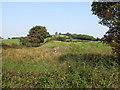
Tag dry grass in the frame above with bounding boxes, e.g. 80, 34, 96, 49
2, 41, 119, 88
2, 47, 62, 64
2, 41, 112, 64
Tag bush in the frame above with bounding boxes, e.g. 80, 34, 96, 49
20, 25, 50, 47
56, 37, 66, 41
45, 36, 67, 43
71, 34, 96, 41
20, 37, 29, 46
12, 37, 21, 39
20, 37, 40, 47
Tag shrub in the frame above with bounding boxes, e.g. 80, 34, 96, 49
71, 34, 96, 41
20, 37, 40, 47
56, 37, 66, 41
12, 37, 21, 39
45, 36, 67, 42
20, 37, 29, 46
20, 25, 50, 47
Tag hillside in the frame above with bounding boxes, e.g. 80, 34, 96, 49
2, 39, 20, 45
2, 39, 119, 88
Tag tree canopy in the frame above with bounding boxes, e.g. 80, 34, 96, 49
28, 26, 49, 43
91, 1, 120, 57
20, 25, 50, 47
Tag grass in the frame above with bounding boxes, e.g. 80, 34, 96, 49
2, 39, 20, 45
2, 39, 120, 88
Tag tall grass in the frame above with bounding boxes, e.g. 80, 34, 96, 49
2, 41, 119, 88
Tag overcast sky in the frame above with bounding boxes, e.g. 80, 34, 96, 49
1, 2, 108, 38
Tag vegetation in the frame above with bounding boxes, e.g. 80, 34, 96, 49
0, 36, 3, 39
2, 39, 120, 88
55, 36, 66, 41
55, 32, 58, 35
2, 1, 120, 88
2, 39, 23, 49
91, 1, 120, 57
20, 26, 50, 47
61, 33, 97, 41
11, 37, 21, 39
50, 36, 66, 42
2, 39, 20, 45
70, 34, 96, 41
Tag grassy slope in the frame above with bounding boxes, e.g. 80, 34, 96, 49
2, 40, 119, 88
2, 39, 20, 44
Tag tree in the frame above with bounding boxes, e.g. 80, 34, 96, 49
28, 25, 49, 43
55, 32, 58, 35
59, 32, 62, 35
91, 1, 120, 57
66, 32, 71, 36
0, 36, 2, 39
20, 25, 50, 47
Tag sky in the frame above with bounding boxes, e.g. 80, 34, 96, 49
1, 2, 109, 39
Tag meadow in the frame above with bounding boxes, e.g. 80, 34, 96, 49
2, 39, 20, 45
2, 38, 120, 88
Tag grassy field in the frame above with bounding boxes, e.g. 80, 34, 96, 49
2, 39, 120, 88
2, 39, 20, 45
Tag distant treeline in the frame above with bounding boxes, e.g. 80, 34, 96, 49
63, 33, 97, 41
4, 29, 101, 47
7, 33, 100, 41
55, 32, 100, 41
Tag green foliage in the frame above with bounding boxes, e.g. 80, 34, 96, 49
20, 37, 29, 46
64, 32, 71, 36
2, 41, 119, 88
62, 32, 96, 41
56, 36, 66, 41
11, 37, 21, 39
45, 36, 67, 42
20, 37, 41, 47
68, 37, 73, 42
28, 26, 50, 43
70, 34, 96, 41
55, 32, 58, 35
2, 39, 20, 45
46, 33, 96, 43
20, 25, 50, 47
49, 54, 119, 88
59, 32, 62, 35
91, 1, 120, 57
2, 53, 119, 88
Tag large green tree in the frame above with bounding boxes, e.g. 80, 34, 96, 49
28, 26, 49, 43
20, 25, 50, 47
91, 0, 120, 57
